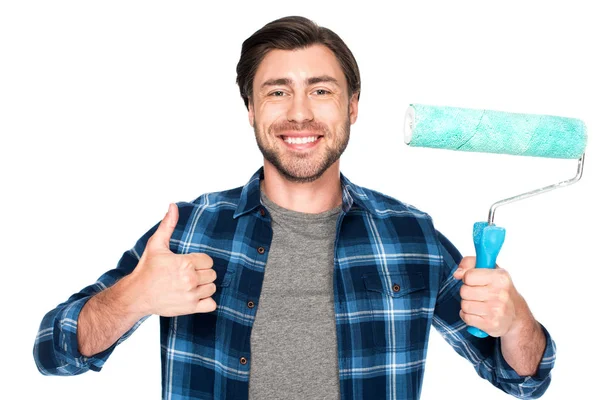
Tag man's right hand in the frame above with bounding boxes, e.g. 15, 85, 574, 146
129, 203, 218, 317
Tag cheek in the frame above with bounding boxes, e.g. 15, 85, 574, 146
259, 100, 289, 116
314, 100, 349, 121
257, 106, 287, 129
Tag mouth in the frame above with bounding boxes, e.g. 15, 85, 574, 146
277, 133, 324, 150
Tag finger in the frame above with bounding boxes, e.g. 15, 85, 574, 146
459, 310, 485, 329
196, 268, 217, 285
193, 282, 217, 299
460, 284, 489, 302
148, 203, 179, 251
490, 267, 512, 290
461, 299, 488, 317
188, 252, 214, 270
453, 256, 476, 279
196, 297, 218, 313
462, 268, 496, 286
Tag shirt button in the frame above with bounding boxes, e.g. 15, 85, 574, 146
247, 301, 255, 309
257, 246, 265, 254
240, 357, 248, 365
259, 208, 266, 217
392, 283, 401, 292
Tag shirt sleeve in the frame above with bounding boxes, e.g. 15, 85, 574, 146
432, 229, 556, 399
33, 221, 160, 376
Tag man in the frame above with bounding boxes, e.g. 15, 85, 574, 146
34, 16, 555, 399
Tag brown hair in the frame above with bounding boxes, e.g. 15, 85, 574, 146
235, 16, 361, 110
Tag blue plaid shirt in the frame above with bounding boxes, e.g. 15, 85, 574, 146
34, 167, 556, 399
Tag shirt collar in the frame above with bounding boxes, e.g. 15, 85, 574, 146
233, 167, 377, 219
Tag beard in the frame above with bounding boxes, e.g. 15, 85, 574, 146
253, 116, 351, 183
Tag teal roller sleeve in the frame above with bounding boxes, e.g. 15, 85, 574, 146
467, 222, 506, 338
404, 104, 587, 159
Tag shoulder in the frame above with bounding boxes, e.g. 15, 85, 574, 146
354, 185, 462, 260
170, 185, 244, 225
350, 182, 433, 222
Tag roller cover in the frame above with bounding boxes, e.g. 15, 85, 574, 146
404, 104, 587, 159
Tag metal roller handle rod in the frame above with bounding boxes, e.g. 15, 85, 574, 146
488, 154, 586, 225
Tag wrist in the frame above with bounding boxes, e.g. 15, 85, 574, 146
115, 273, 153, 320
504, 293, 536, 339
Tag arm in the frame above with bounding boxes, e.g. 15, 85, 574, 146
433, 230, 556, 399
32, 223, 158, 375
77, 273, 148, 357
33, 203, 217, 375
499, 299, 547, 377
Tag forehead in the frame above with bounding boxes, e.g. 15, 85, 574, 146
254, 44, 346, 88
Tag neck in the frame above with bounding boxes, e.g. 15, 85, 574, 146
261, 160, 343, 214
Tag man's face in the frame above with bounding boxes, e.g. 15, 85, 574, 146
248, 44, 358, 183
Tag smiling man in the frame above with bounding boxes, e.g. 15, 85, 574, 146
34, 16, 556, 400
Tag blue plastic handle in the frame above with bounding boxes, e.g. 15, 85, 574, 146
467, 221, 506, 338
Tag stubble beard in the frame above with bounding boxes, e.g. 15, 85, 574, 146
253, 116, 351, 183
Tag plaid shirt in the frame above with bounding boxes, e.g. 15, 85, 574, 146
34, 167, 556, 399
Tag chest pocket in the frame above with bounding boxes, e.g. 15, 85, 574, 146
362, 270, 429, 352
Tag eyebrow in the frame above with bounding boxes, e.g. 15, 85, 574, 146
260, 75, 340, 90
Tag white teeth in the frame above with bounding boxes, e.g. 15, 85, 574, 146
283, 136, 319, 144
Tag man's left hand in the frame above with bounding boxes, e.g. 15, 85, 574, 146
453, 256, 526, 338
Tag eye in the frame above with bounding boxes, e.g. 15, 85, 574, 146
314, 89, 331, 95
269, 91, 286, 97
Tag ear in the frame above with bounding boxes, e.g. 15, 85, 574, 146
348, 92, 359, 124
248, 100, 255, 127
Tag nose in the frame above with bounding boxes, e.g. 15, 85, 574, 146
286, 93, 314, 123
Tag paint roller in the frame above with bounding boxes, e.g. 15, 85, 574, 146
403, 104, 587, 338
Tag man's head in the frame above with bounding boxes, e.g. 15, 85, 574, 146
236, 16, 361, 183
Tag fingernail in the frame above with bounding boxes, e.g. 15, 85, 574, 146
454, 268, 463, 276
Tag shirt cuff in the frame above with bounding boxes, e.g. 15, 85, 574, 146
53, 296, 112, 372
494, 322, 556, 386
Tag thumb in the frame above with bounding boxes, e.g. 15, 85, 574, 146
149, 203, 179, 251
453, 256, 476, 280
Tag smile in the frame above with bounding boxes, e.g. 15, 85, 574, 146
281, 136, 320, 144
278, 135, 323, 150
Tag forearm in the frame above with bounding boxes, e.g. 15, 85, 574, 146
77, 274, 148, 357
499, 294, 546, 376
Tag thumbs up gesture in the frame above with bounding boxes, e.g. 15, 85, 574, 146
130, 203, 218, 317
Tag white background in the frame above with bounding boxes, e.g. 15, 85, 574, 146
1, 1, 598, 399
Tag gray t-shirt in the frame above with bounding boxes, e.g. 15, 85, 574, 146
248, 187, 342, 399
